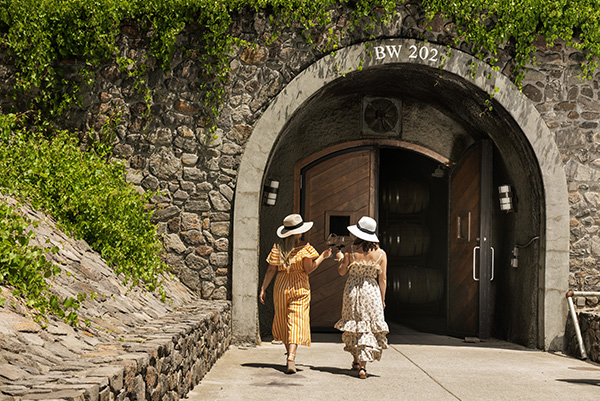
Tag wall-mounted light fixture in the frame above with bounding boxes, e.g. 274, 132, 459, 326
263, 180, 279, 206
498, 185, 514, 212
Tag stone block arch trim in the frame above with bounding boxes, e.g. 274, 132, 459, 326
232, 39, 569, 350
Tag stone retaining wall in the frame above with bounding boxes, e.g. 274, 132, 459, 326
0, 302, 230, 401
0, 196, 231, 400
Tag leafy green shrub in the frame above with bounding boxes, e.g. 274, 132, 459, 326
0, 113, 168, 309
0, 201, 82, 324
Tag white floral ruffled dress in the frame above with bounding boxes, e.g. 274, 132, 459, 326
334, 247, 388, 362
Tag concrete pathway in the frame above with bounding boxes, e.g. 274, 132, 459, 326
185, 325, 600, 401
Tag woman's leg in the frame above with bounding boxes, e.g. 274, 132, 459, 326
288, 343, 298, 360
352, 356, 360, 370
358, 361, 368, 379
286, 343, 297, 373
351, 347, 360, 370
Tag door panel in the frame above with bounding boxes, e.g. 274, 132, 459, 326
301, 148, 376, 328
448, 145, 481, 337
478, 141, 493, 339
448, 141, 493, 338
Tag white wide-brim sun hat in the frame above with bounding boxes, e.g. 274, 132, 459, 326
277, 214, 314, 238
347, 216, 379, 242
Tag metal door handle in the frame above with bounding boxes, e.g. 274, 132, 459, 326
472, 245, 480, 281
490, 246, 495, 281
473, 246, 494, 281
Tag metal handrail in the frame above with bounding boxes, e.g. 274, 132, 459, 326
565, 290, 600, 360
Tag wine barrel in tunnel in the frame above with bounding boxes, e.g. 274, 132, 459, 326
381, 180, 430, 214
387, 266, 444, 305
380, 223, 430, 257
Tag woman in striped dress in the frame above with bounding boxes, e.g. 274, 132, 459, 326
259, 214, 331, 374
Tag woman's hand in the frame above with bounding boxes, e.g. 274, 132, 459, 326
334, 249, 344, 262
259, 288, 266, 304
259, 264, 277, 303
304, 248, 331, 274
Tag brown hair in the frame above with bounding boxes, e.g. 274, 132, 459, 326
353, 238, 378, 253
277, 235, 300, 272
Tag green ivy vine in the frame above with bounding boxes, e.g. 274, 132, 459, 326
1, 1, 599, 131
0, 0, 399, 136
423, 0, 600, 88
1, 1, 600, 126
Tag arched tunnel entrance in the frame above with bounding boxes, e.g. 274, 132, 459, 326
263, 62, 543, 343
233, 40, 568, 350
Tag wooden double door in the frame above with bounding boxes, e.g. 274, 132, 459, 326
298, 142, 493, 338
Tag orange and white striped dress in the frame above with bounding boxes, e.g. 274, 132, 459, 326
267, 242, 319, 346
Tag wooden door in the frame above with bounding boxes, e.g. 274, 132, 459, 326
448, 141, 493, 338
301, 148, 376, 328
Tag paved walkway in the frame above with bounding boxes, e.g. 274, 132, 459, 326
185, 325, 600, 401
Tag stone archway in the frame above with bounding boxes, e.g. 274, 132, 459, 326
232, 38, 569, 350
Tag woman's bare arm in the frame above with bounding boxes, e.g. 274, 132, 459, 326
378, 250, 387, 308
336, 249, 350, 276
259, 264, 277, 304
303, 248, 331, 274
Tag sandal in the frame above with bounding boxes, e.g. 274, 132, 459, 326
358, 367, 367, 379
352, 362, 360, 371
286, 353, 296, 374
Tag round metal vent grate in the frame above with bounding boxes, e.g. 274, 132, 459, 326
363, 98, 399, 133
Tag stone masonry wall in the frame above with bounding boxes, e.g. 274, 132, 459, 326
520, 39, 600, 292
1, 304, 230, 401
94, 5, 600, 295
0, 196, 231, 400
1, 3, 599, 301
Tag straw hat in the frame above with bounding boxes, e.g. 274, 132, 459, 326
277, 214, 314, 238
348, 216, 379, 242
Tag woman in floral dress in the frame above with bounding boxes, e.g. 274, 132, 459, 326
334, 216, 388, 379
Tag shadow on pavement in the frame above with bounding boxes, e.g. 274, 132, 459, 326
556, 378, 600, 386
241, 362, 288, 374
385, 322, 541, 352
306, 364, 380, 378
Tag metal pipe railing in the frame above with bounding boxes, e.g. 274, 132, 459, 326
565, 290, 600, 360
572, 291, 600, 297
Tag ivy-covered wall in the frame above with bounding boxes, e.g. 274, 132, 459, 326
1, 2, 599, 320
